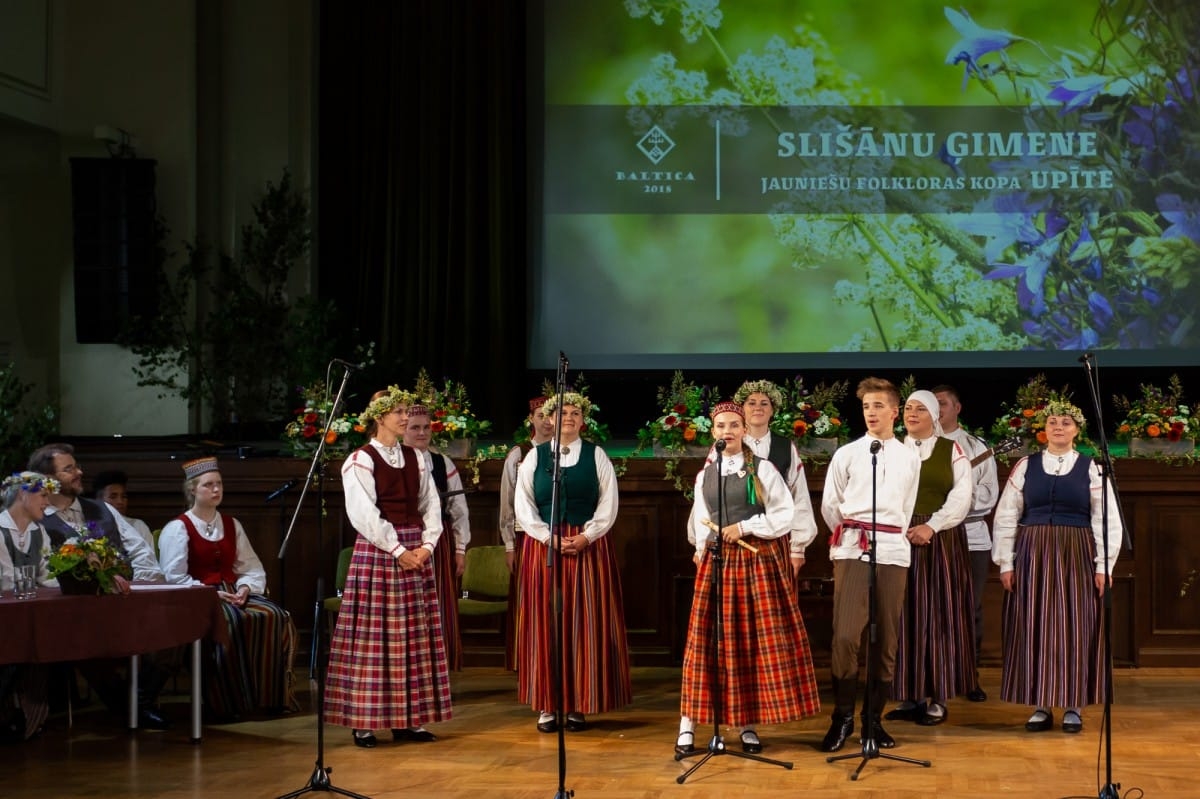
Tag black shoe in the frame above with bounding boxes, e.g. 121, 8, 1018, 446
392, 728, 437, 742
916, 703, 947, 726
565, 712, 587, 732
820, 714, 855, 752
1061, 712, 1082, 734
674, 730, 696, 757
966, 686, 987, 702
536, 715, 558, 734
862, 717, 896, 748
352, 730, 378, 748
883, 702, 924, 723
740, 730, 763, 754
1025, 711, 1053, 732
137, 707, 171, 730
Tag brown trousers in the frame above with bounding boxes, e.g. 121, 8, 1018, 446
830, 558, 908, 684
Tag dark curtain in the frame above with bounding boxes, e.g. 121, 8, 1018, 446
317, 0, 528, 432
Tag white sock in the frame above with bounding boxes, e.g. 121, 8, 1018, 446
1028, 707, 1050, 722
354, 729, 373, 739
926, 702, 945, 718
679, 716, 695, 735
538, 711, 555, 724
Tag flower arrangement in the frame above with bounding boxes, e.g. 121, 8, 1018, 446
991, 374, 1086, 448
413, 368, 493, 449
636, 370, 719, 453
513, 376, 611, 445
47, 523, 132, 595
768, 377, 851, 445
1114, 375, 1194, 443
282, 381, 368, 458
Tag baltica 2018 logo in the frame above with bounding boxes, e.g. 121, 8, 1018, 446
637, 125, 675, 164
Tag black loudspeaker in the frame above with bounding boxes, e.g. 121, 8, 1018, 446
69, 157, 158, 343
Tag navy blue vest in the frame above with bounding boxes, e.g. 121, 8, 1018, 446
1021, 453, 1093, 528
532, 440, 600, 526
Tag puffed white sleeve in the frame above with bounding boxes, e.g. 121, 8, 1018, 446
1089, 462, 1123, 575
580, 447, 619, 543
340, 449, 404, 557
736, 460, 795, 540
925, 440, 973, 533
514, 447, 551, 544
991, 457, 1029, 572
230, 517, 267, 594
498, 446, 522, 550
443, 455, 471, 552
788, 444, 819, 554
157, 519, 203, 586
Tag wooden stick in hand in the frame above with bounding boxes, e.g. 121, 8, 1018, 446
701, 518, 759, 553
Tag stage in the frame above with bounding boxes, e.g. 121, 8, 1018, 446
3, 666, 1196, 798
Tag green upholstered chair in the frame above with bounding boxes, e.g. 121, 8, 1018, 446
457, 545, 510, 617
324, 546, 355, 624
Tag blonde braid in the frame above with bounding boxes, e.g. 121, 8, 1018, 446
741, 442, 766, 505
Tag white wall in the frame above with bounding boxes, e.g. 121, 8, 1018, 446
0, 0, 313, 436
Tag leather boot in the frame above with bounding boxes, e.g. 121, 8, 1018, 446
862, 681, 896, 748
821, 712, 855, 752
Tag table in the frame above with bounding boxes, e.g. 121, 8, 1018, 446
0, 584, 225, 742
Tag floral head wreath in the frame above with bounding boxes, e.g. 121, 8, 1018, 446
733, 379, 784, 411
2, 472, 60, 494
542, 391, 592, 418
360, 385, 417, 423
1039, 397, 1087, 430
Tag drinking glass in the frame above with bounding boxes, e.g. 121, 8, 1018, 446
16, 564, 37, 599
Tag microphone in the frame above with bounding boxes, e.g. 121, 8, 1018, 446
870, 440, 882, 454
265, 478, 299, 502
559, 350, 570, 367
714, 439, 727, 453
333, 358, 366, 370
1078, 353, 1093, 363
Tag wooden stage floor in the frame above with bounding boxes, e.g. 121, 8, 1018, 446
2, 666, 1197, 798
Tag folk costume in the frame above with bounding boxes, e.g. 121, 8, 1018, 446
159, 458, 298, 719
890, 391, 975, 723
325, 438, 450, 736
680, 444, 821, 730
513, 415, 631, 727
425, 446, 470, 672
993, 448, 1122, 717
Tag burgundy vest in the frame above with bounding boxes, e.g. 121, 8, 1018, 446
361, 444, 424, 528
178, 512, 238, 586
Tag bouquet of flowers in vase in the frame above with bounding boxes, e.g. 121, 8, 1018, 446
770, 377, 851, 447
991, 374, 1085, 449
1114, 374, 1194, 443
282, 381, 368, 459
47, 523, 132, 595
413, 368, 493, 452
512, 375, 611, 445
636, 370, 719, 454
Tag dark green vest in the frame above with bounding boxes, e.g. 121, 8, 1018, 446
533, 440, 600, 525
913, 436, 955, 515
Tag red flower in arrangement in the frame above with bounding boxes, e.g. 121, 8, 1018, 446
435, 409, 448, 418
431, 420, 445, 433
304, 412, 319, 424
793, 419, 808, 436
302, 424, 318, 438
673, 403, 688, 414
663, 413, 679, 428
1168, 422, 1185, 442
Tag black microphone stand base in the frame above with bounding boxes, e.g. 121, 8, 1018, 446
826, 739, 931, 781
1099, 783, 1120, 799
675, 733, 794, 783
276, 764, 372, 799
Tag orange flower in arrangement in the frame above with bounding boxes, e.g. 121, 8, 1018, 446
1036, 430, 1048, 444
1113, 375, 1193, 445
1022, 408, 1036, 418
284, 380, 371, 459
325, 429, 339, 444
1146, 424, 1161, 438
793, 419, 808, 437
682, 426, 697, 442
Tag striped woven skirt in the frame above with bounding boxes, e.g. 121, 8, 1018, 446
206, 588, 298, 718
504, 530, 525, 672
680, 536, 821, 726
1000, 523, 1107, 708
325, 529, 452, 729
433, 524, 463, 672
516, 525, 632, 714
891, 515, 977, 703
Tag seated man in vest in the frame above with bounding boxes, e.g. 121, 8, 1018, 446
28, 443, 173, 730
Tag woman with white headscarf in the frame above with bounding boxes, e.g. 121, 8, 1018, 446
885, 389, 974, 726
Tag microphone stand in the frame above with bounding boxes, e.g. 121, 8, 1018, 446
677, 439, 794, 782
266, 478, 299, 614
1078, 353, 1130, 799
828, 439, 931, 779
275, 360, 369, 799
546, 351, 571, 799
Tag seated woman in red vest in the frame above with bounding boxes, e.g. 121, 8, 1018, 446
158, 457, 298, 720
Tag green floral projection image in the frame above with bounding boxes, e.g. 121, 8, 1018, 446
533, 1, 1199, 369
